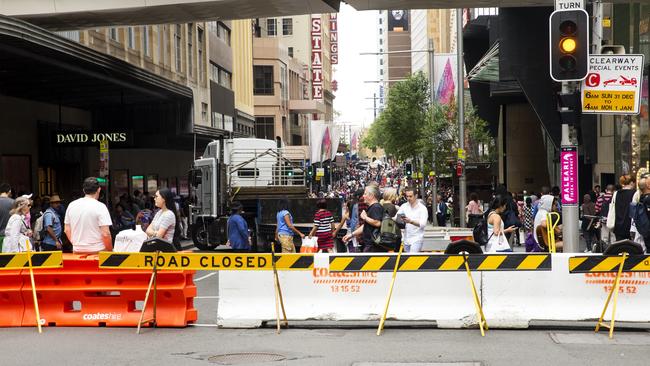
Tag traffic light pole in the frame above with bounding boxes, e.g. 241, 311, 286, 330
561, 82, 580, 253
457, 8, 467, 228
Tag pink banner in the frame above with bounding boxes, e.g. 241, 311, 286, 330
561, 147, 578, 205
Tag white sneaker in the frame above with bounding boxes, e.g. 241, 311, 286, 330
583, 249, 591, 253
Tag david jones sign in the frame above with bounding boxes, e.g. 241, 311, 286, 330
56, 132, 127, 144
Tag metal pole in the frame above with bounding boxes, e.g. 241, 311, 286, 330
373, 93, 377, 120
428, 38, 438, 226
457, 9, 467, 228
561, 120, 580, 252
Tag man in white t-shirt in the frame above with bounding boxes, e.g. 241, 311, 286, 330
64, 177, 113, 253
395, 186, 429, 253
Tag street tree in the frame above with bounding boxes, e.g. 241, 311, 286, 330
363, 72, 495, 176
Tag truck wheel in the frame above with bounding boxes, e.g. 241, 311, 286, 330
192, 224, 211, 251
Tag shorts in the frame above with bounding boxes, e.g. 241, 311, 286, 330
278, 235, 296, 253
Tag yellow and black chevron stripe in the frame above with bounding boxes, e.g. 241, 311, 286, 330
569, 255, 650, 273
99, 252, 314, 271
0, 251, 63, 269
329, 253, 551, 272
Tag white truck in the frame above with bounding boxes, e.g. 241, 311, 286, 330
189, 138, 310, 250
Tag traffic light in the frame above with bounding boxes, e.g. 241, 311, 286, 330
549, 9, 589, 82
405, 163, 412, 178
307, 166, 314, 179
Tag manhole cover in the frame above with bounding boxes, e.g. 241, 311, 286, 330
208, 353, 286, 365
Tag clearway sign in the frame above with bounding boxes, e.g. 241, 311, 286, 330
581, 54, 644, 114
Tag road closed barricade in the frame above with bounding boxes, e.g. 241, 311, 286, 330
568, 254, 650, 338
99, 251, 314, 333
19, 254, 197, 328
216, 252, 552, 334
0, 251, 63, 331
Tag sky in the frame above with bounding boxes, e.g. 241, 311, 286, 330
332, 4, 379, 129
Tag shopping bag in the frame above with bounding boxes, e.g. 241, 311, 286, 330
486, 233, 512, 253
114, 227, 148, 252
300, 236, 319, 253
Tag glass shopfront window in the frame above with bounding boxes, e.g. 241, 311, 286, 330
613, 3, 649, 178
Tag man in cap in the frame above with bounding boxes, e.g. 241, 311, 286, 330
41, 195, 64, 251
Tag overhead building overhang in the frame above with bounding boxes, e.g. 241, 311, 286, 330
3, 0, 340, 31
0, 15, 192, 109
346, 0, 632, 10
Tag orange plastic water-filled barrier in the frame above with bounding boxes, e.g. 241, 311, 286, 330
2, 254, 197, 327
0, 269, 25, 327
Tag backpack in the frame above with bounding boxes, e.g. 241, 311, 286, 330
630, 201, 650, 238
373, 210, 401, 251
472, 211, 490, 246
33, 212, 46, 242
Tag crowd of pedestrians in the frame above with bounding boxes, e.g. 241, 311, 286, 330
0, 178, 188, 254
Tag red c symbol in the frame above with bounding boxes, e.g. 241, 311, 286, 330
585, 73, 600, 87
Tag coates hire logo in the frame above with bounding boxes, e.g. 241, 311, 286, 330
83, 312, 122, 321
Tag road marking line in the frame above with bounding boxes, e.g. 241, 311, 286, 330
188, 323, 220, 327
194, 272, 218, 281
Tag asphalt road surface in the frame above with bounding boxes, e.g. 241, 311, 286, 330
3, 264, 650, 366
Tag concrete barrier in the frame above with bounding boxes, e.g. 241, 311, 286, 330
217, 253, 650, 328
218, 253, 479, 328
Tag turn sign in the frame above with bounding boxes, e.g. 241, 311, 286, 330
581, 54, 644, 114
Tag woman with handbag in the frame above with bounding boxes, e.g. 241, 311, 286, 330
486, 195, 516, 253
606, 175, 636, 241
3, 196, 33, 253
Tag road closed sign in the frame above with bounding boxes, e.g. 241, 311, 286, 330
581, 54, 644, 114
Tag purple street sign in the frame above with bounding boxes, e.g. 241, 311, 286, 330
561, 146, 578, 205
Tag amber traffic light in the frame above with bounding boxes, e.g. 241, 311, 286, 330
549, 10, 589, 81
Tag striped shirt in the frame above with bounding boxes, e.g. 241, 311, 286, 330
314, 209, 334, 249
595, 192, 612, 216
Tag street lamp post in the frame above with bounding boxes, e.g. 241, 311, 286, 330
457, 8, 467, 228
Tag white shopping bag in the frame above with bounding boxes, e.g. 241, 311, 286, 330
300, 236, 318, 253
114, 226, 148, 252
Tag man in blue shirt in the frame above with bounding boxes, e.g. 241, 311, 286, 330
227, 201, 250, 251
42, 195, 63, 251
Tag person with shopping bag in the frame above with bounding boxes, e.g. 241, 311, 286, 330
486, 195, 515, 253
275, 198, 304, 253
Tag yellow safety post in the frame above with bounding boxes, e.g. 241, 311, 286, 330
25, 238, 42, 333
271, 243, 288, 333
137, 251, 160, 334
546, 212, 561, 253
377, 243, 404, 336
462, 253, 488, 336
595, 252, 628, 339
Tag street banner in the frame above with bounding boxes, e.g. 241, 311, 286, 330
309, 120, 327, 163
581, 54, 644, 114
560, 146, 578, 205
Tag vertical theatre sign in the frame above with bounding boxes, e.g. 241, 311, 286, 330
311, 16, 323, 100
329, 14, 338, 65
561, 146, 578, 205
